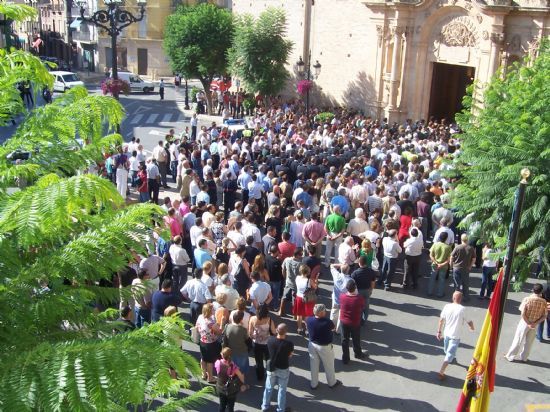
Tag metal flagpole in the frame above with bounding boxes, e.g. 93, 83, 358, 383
496, 168, 530, 340
459, 168, 530, 412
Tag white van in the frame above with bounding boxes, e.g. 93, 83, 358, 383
51, 71, 85, 92
115, 72, 155, 93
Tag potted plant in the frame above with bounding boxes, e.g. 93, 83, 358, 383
101, 78, 131, 98
296, 79, 313, 95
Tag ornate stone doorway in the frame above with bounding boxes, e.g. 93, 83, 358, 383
428, 62, 475, 122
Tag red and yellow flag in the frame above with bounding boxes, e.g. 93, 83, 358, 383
456, 268, 504, 412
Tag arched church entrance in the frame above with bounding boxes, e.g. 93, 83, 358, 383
428, 62, 475, 122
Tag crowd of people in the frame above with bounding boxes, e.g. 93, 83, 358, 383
104, 105, 549, 412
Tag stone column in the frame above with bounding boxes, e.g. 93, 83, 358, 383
374, 24, 388, 118
388, 26, 403, 111
303, 0, 312, 65
488, 32, 505, 78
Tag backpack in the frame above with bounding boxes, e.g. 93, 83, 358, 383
216, 361, 240, 397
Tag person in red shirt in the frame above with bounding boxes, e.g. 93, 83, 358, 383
398, 206, 414, 245
339, 279, 366, 364
278, 231, 296, 261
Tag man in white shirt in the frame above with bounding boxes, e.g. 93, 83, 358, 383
241, 213, 262, 250
248, 271, 272, 314
380, 229, 402, 291
338, 236, 357, 268
151, 140, 168, 188
434, 217, 455, 246
227, 221, 246, 247
215, 274, 240, 311
347, 208, 369, 242
169, 236, 190, 292
330, 264, 351, 334
247, 175, 264, 213
403, 228, 423, 289
180, 268, 212, 324
436, 291, 474, 380
139, 254, 165, 291
189, 217, 204, 250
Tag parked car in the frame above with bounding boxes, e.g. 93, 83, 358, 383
223, 118, 246, 141
51, 71, 85, 92
114, 72, 155, 93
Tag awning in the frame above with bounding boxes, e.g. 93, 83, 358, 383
70, 18, 82, 29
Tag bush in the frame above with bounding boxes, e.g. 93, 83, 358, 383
316, 112, 335, 123
100, 78, 130, 97
243, 98, 255, 110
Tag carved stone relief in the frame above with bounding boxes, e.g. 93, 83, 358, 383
440, 17, 478, 47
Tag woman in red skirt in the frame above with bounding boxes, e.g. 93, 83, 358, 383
293, 264, 318, 334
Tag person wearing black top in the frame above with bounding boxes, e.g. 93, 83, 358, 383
350, 256, 377, 324
244, 236, 260, 267
222, 175, 238, 221
151, 279, 183, 322
305, 304, 341, 390
261, 323, 294, 412
115, 306, 136, 333
265, 245, 283, 310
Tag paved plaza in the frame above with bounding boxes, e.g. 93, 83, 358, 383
173, 262, 550, 412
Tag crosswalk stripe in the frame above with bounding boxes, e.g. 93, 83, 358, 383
161, 113, 173, 123
129, 114, 143, 124
146, 113, 158, 123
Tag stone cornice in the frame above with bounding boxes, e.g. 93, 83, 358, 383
362, 0, 548, 12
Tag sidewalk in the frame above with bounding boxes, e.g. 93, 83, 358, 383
173, 86, 223, 124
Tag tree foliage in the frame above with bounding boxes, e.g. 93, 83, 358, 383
228, 8, 293, 100
0, 5, 210, 409
163, 3, 233, 114
453, 41, 550, 280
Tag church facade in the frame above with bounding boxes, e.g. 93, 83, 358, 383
231, 0, 549, 122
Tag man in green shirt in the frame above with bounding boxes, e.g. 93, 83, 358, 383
428, 231, 452, 297
324, 205, 346, 266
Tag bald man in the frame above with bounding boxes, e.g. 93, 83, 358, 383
262, 323, 294, 412
436, 291, 474, 380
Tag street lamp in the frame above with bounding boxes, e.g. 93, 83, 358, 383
184, 78, 189, 110
295, 51, 321, 118
77, 0, 146, 86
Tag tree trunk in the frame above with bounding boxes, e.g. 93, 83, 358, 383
199, 78, 213, 115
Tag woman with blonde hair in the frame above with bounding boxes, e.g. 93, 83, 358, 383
214, 293, 230, 328
215, 238, 235, 267
265, 205, 282, 240
196, 303, 222, 383
202, 260, 216, 294
359, 238, 375, 268
251, 254, 270, 282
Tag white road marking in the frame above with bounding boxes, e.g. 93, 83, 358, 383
145, 113, 158, 123
129, 114, 143, 125
161, 113, 173, 123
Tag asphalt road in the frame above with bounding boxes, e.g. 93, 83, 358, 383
0, 80, 215, 152
174, 266, 550, 412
